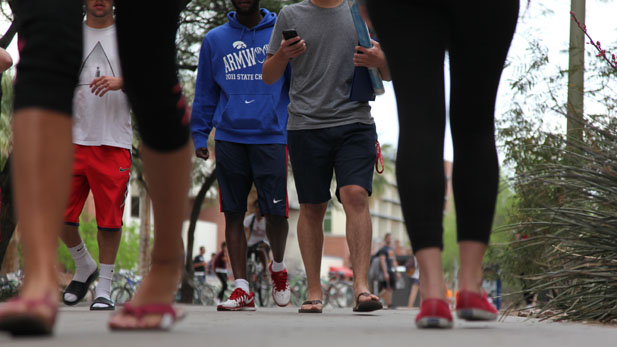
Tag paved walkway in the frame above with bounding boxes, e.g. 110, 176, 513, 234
1, 304, 616, 347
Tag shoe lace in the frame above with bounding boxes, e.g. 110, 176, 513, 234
229, 289, 246, 302
271, 270, 288, 292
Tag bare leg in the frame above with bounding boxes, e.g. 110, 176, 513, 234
380, 288, 393, 307
98, 231, 122, 265
4, 110, 73, 319
415, 247, 446, 300
339, 185, 378, 304
60, 225, 83, 248
265, 215, 288, 263
224, 212, 248, 281
458, 241, 487, 294
108, 143, 191, 328
297, 202, 327, 311
408, 282, 420, 308
60, 226, 121, 265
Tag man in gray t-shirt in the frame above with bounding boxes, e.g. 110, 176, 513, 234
263, 0, 390, 314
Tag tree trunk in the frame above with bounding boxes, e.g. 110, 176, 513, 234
138, 186, 152, 277
179, 169, 217, 303
0, 156, 16, 269
566, 0, 585, 150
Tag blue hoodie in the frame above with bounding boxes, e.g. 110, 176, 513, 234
191, 9, 291, 150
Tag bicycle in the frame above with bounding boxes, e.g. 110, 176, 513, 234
189, 272, 219, 306
110, 269, 141, 304
289, 272, 308, 307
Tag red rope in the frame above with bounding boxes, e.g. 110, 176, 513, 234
375, 141, 384, 174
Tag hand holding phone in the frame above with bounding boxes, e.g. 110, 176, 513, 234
282, 29, 299, 46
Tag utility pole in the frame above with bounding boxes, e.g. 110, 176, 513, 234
566, 0, 586, 148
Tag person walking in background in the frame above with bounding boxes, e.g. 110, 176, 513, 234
191, 0, 292, 312
376, 233, 399, 308
214, 242, 230, 304
407, 255, 420, 308
263, 0, 390, 314
208, 252, 217, 276
193, 246, 208, 284
0, 0, 193, 335
365, 0, 519, 328
244, 199, 271, 279
60, 0, 132, 312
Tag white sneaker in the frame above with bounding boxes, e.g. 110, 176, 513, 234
217, 288, 256, 311
269, 263, 290, 307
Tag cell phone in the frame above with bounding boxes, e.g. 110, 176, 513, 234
282, 29, 299, 46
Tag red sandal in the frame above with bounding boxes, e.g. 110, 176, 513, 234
109, 302, 185, 331
0, 293, 58, 336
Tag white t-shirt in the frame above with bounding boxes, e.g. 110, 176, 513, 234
243, 213, 268, 247
72, 23, 132, 149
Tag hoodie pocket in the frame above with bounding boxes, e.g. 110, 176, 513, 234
219, 94, 278, 132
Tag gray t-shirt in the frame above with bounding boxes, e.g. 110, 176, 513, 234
268, 0, 373, 130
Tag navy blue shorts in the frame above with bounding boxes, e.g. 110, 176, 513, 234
215, 141, 288, 217
288, 122, 377, 204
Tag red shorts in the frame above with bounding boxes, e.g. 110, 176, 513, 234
64, 145, 131, 231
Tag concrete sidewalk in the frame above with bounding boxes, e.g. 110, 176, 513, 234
1, 304, 616, 347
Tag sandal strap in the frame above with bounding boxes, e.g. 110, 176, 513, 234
8, 293, 57, 313
92, 297, 114, 307
301, 300, 323, 305
122, 302, 177, 320
356, 292, 373, 301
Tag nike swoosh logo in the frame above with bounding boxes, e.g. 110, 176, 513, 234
119, 168, 130, 172
245, 100, 255, 104
273, 199, 282, 204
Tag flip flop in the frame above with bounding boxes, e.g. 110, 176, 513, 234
90, 296, 115, 311
353, 292, 383, 312
63, 268, 99, 306
109, 302, 185, 331
298, 300, 323, 313
0, 293, 58, 336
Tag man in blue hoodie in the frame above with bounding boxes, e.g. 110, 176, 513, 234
191, 0, 292, 311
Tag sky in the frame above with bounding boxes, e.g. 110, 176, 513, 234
369, 0, 617, 162
1, 0, 616, 162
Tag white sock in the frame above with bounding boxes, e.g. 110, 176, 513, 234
271, 260, 286, 272
235, 279, 250, 294
68, 241, 97, 282
94, 263, 115, 301
64, 242, 97, 303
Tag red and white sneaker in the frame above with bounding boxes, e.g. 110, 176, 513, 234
455, 290, 498, 321
217, 288, 256, 311
415, 298, 453, 329
269, 263, 290, 307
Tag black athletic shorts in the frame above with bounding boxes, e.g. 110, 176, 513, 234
215, 141, 288, 217
288, 122, 377, 204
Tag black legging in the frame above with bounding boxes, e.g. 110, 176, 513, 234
366, 0, 518, 251
14, 0, 189, 152
216, 272, 228, 301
